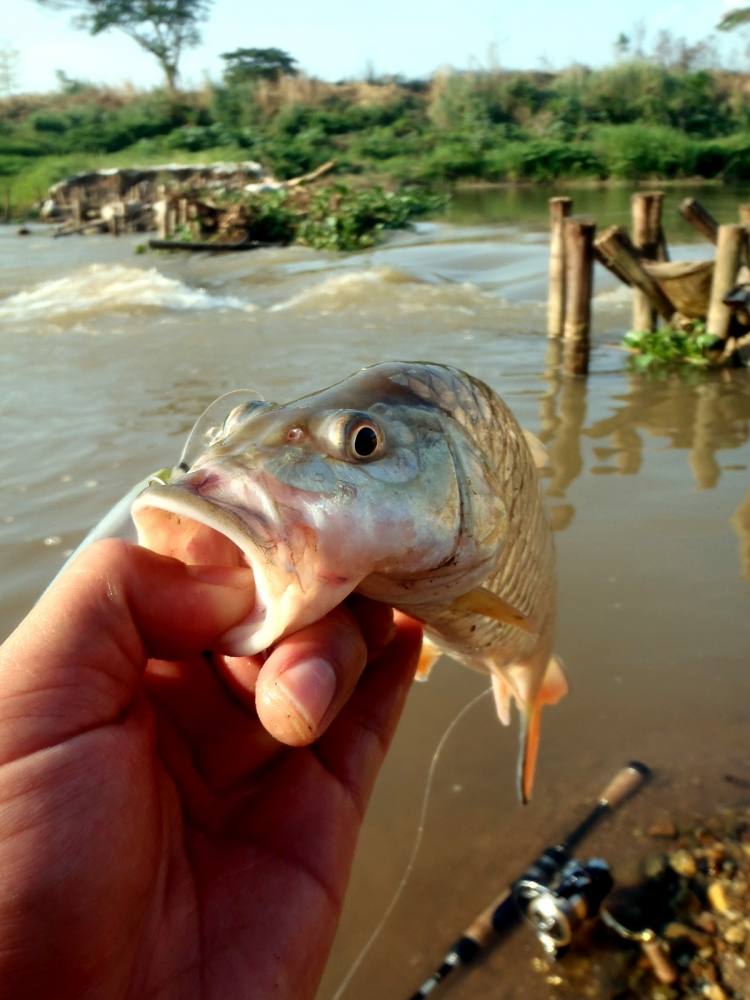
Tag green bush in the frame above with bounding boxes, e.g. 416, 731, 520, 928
591, 124, 696, 179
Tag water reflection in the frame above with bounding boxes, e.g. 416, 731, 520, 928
538, 354, 750, 577
731, 487, 750, 581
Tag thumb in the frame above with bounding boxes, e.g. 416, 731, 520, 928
0, 540, 255, 760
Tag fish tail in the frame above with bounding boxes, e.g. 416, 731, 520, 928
514, 654, 568, 804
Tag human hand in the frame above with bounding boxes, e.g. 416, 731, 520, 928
0, 540, 422, 1000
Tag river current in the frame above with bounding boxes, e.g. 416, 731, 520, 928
1, 188, 749, 998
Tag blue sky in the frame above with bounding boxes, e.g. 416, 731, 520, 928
4, 0, 743, 93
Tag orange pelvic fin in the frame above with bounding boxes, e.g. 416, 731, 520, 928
450, 587, 535, 635
516, 654, 569, 804
414, 636, 442, 682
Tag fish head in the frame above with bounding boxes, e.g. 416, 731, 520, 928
132, 364, 507, 655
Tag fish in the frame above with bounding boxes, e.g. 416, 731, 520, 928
131, 361, 567, 801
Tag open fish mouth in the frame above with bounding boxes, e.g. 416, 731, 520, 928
131, 481, 286, 656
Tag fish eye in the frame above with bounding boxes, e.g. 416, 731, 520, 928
347, 418, 385, 461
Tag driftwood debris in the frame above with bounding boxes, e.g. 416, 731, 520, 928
595, 225, 675, 322
277, 159, 336, 189
147, 238, 270, 252
679, 198, 719, 245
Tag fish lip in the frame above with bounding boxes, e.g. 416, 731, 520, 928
135, 478, 279, 552
131, 479, 287, 657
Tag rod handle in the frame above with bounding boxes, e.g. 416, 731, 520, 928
640, 937, 678, 985
598, 761, 651, 809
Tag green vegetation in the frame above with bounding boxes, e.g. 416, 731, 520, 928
5, 48, 750, 217
173, 185, 443, 251
622, 324, 722, 370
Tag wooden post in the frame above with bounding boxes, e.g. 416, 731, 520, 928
71, 196, 82, 227
632, 191, 667, 333
166, 200, 177, 238
154, 199, 167, 239
738, 204, 750, 273
547, 196, 572, 338
595, 225, 675, 322
706, 224, 745, 339
178, 197, 188, 228
679, 198, 718, 245
633, 191, 668, 260
562, 217, 595, 375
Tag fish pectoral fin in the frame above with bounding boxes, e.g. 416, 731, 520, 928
522, 428, 549, 469
450, 587, 535, 635
517, 654, 569, 804
415, 637, 442, 683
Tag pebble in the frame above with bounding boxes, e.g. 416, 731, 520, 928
648, 820, 678, 839
704, 985, 728, 1000
43, 535, 62, 547
664, 922, 709, 947
694, 912, 718, 935
725, 924, 746, 946
643, 854, 668, 879
670, 849, 698, 878
708, 881, 732, 914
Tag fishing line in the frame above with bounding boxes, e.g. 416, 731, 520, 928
331, 684, 493, 1000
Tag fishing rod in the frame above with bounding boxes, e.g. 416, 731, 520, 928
406, 760, 651, 1000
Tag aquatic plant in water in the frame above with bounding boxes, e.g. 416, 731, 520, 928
622, 323, 721, 371
179, 183, 444, 251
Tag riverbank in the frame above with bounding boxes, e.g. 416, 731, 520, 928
3, 61, 750, 219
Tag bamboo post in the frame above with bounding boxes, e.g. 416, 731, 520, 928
595, 225, 675, 322
178, 197, 188, 228
547, 196, 572, 338
71, 196, 82, 227
706, 223, 745, 339
679, 198, 718, 245
562, 217, 595, 375
738, 204, 750, 273
632, 192, 666, 332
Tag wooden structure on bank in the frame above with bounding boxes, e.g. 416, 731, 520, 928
45, 160, 336, 241
548, 191, 750, 375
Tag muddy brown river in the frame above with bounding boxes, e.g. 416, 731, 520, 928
1, 186, 749, 998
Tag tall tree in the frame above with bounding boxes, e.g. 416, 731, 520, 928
35, 0, 212, 92
220, 48, 298, 86
718, 7, 750, 32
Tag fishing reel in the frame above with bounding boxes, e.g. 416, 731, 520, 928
513, 849, 613, 957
